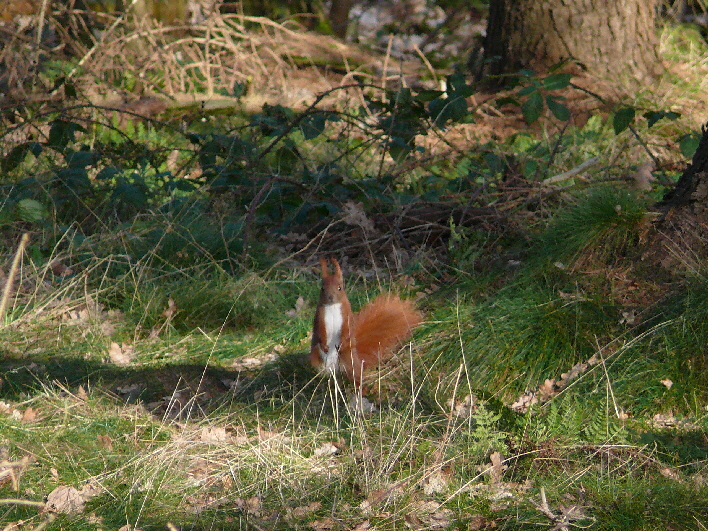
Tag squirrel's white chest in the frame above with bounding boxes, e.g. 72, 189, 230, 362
320, 303, 343, 372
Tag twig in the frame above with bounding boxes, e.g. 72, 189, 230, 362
569, 82, 660, 168
540, 119, 572, 181
541, 157, 600, 186
0, 233, 29, 326
241, 84, 367, 259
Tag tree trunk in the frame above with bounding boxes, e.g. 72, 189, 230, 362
483, 0, 664, 82
644, 123, 708, 275
329, 0, 353, 39
660, 123, 708, 211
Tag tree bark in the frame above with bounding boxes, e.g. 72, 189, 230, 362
329, 0, 353, 39
483, 0, 664, 82
643, 123, 708, 275
660, 122, 708, 211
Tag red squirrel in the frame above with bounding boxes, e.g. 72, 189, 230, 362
309, 257, 423, 386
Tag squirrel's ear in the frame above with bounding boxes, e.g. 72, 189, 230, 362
331, 258, 342, 277
319, 256, 329, 276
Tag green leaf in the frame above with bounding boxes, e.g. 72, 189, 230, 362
114, 179, 147, 207
546, 96, 570, 121
613, 107, 636, 134
65, 150, 101, 168
95, 166, 120, 180
2, 142, 42, 172
415, 90, 445, 102
48, 120, 86, 148
522, 90, 544, 124
543, 73, 572, 91
678, 133, 701, 160
299, 113, 327, 140
64, 82, 77, 99
495, 96, 520, 107
643, 110, 681, 128
16, 199, 47, 222
517, 84, 538, 97
429, 94, 469, 127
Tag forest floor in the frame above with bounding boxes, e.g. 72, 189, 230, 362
1, 6, 708, 531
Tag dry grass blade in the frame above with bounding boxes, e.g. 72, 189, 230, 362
0, 233, 29, 326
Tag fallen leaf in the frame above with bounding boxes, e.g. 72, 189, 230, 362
447, 394, 475, 418
632, 162, 655, 192
80, 480, 103, 499
286, 296, 307, 317
108, 342, 135, 366
660, 467, 680, 480
538, 379, 556, 400
510, 391, 537, 413
200, 426, 230, 443
310, 518, 335, 530
351, 520, 370, 531
50, 261, 73, 277
290, 501, 322, 518
489, 451, 506, 484
234, 496, 261, 517
43, 485, 85, 516
97, 434, 113, 450
313, 442, 339, 457
162, 298, 177, 319
660, 378, 673, 390
22, 407, 38, 423
341, 201, 375, 232
423, 470, 449, 495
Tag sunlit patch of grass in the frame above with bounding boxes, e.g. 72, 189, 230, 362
426, 285, 618, 397
533, 185, 649, 270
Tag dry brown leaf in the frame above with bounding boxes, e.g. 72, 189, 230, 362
77, 385, 88, 400
286, 296, 307, 317
50, 260, 73, 277
510, 391, 537, 413
200, 426, 230, 443
234, 496, 262, 517
489, 452, 506, 485
468, 514, 495, 530
80, 480, 103, 499
351, 520, 371, 531
404, 513, 425, 529
660, 378, 673, 389
290, 501, 322, 518
162, 297, 177, 319
632, 162, 655, 192
660, 467, 681, 481
313, 442, 339, 457
21, 407, 37, 423
43, 485, 85, 516
97, 434, 113, 450
341, 201, 375, 232
422, 469, 450, 495
538, 379, 557, 400
108, 342, 135, 366
447, 394, 475, 418
310, 517, 335, 530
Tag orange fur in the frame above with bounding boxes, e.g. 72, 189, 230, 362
339, 294, 423, 385
309, 257, 423, 387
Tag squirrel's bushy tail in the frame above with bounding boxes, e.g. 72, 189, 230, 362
339, 294, 423, 384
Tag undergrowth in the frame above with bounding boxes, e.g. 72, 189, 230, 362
0, 9, 707, 531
